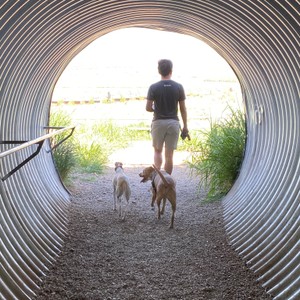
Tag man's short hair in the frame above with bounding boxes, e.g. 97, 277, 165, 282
158, 59, 173, 77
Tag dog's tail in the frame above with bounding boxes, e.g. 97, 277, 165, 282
152, 164, 169, 187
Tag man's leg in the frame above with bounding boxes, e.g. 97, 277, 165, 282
164, 120, 180, 174
151, 120, 164, 170
164, 147, 174, 174
154, 147, 163, 170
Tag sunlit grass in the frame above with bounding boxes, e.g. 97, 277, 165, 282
50, 110, 151, 181
188, 107, 246, 201
49, 110, 77, 182
50, 102, 246, 200
75, 140, 108, 173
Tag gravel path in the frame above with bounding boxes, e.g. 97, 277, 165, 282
33, 143, 272, 300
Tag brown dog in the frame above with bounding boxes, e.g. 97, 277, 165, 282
139, 165, 176, 229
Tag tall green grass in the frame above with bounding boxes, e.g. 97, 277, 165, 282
49, 110, 77, 182
50, 105, 245, 199
75, 140, 108, 173
188, 107, 246, 201
90, 121, 150, 147
50, 110, 151, 182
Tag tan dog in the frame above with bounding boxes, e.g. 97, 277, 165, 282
113, 162, 131, 220
139, 164, 176, 229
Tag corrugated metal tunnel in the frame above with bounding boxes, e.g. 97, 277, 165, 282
0, 1, 299, 299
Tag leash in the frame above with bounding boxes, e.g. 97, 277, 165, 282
151, 172, 157, 193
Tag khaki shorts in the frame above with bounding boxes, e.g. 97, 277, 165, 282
151, 119, 180, 150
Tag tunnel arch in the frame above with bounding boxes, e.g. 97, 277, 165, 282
0, 1, 299, 299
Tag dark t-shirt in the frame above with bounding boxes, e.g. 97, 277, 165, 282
147, 79, 186, 121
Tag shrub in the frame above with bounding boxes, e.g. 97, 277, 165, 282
76, 140, 108, 173
49, 110, 77, 182
52, 142, 77, 182
188, 107, 246, 201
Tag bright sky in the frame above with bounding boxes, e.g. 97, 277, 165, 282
53, 28, 238, 100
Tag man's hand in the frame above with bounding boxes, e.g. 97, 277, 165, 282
180, 128, 190, 140
146, 99, 155, 112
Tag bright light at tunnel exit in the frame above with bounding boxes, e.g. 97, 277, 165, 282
52, 27, 240, 103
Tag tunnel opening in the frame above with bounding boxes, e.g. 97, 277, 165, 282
49, 28, 246, 196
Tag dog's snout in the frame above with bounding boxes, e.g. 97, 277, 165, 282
139, 172, 148, 183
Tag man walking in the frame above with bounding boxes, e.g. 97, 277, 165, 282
146, 59, 189, 174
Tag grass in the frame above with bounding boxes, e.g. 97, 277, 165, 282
49, 110, 77, 182
49, 110, 151, 182
50, 103, 246, 201
188, 107, 246, 201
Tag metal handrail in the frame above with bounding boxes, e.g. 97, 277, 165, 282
0, 125, 75, 181
43, 126, 75, 153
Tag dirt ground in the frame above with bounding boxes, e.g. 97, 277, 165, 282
33, 143, 272, 300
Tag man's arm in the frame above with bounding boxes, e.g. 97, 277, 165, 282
179, 100, 188, 132
146, 99, 154, 112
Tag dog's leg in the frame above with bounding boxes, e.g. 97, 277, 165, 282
161, 198, 167, 215
169, 198, 176, 229
122, 199, 129, 221
113, 186, 117, 211
117, 196, 122, 218
170, 206, 175, 229
156, 196, 164, 220
121, 183, 131, 221
151, 187, 156, 209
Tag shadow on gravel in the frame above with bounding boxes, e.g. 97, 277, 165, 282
33, 163, 272, 300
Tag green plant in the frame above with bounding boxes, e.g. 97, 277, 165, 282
73, 121, 137, 173
49, 110, 77, 182
119, 95, 126, 102
90, 121, 150, 150
52, 142, 77, 182
188, 107, 246, 201
76, 140, 108, 173
125, 123, 151, 141
91, 121, 123, 144
50, 109, 72, 127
